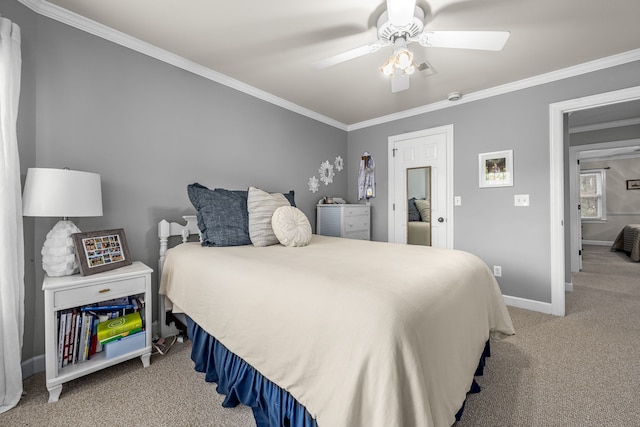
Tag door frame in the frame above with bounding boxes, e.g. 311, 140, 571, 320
387, 125, 454, 248
549, 85, 640, 316
569, 138, 640, 275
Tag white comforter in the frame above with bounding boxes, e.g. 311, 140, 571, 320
160, 235, 514, 427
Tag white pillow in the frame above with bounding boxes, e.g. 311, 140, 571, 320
247, 187, 290, 247
414, 198, 431, 222
271, 206, 312, 247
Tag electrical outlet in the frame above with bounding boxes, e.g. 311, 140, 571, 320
514, 194, 530, 206
493, 266, 502, 277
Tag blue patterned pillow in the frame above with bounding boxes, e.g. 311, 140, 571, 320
187, 183, 251, 247
408, 198, 422, 222
282, 190, 296, 207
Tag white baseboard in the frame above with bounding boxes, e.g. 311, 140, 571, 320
565, 282, 573, 292
503, 295, 554, 315
21, 354, 45, 379
582, 240, 613, 246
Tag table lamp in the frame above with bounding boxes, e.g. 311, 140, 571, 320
22, 168, 103, 277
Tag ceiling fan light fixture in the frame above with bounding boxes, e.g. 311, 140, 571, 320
396, 49, 413, 68
380, 58, 396, 77
403, 64, 416, 75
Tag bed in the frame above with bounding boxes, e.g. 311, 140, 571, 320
611, 224, 640, 261
158, 184, 514, 427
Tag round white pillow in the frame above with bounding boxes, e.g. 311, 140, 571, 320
271, 206, 312, 247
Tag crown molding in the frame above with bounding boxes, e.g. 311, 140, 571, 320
347, 49, 640, 131
570, 117, 640, 134
18, 0, 640, 133
16, 0, 348, 131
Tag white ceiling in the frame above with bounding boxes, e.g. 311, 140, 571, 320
38, 0, 640, 126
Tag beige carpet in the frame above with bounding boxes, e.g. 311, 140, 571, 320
456, 244, 640, 426
3, 245, 638, 426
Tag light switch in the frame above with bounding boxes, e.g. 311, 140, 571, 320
454, 196, 462, 206
514, 194, 530, 206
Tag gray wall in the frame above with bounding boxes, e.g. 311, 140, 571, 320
7, 0, 640, 367
571, 124, 640, 146
8, 1, 347, 362
581, 157, 640, 241
348, 61, 640, 303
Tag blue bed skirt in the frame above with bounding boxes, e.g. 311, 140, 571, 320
186, 316, 489, 426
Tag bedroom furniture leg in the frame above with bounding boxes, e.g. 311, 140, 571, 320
47, 384, 63, 403
140, 352, 151, 368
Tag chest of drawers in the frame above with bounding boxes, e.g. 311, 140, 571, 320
316, 204, 371, 240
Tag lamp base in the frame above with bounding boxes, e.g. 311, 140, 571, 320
41, 220, 81, 277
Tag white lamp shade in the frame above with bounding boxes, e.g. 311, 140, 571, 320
22, 168, 103, 217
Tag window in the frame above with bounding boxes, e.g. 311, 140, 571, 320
580, 169, 606, 221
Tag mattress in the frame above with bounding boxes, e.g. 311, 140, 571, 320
160, 235, 514, 427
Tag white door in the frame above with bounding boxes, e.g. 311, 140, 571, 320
388, 125, 453, 248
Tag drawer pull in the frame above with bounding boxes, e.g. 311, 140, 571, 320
99, 288, 111, 293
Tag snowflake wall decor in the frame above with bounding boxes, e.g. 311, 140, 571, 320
334, 156, 344, 171
308, 175, 319, 193
319, 160, 335, 186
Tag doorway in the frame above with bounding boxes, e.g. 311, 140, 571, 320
387, 125, 454, 248
549, 85, 640, 316
568, 139, 640, 275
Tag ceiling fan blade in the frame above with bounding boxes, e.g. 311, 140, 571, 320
417, 31, 510, 51
312, 42, 387, 69
387, 0, 417, 27
391, 73, 410, 93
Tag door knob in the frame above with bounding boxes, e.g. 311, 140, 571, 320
437, 217, 444, 223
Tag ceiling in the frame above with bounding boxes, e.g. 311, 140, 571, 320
41, 0, 640, 126
569, 99, 640, 131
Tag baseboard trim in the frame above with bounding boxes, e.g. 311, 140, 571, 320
565, 282, 573, 292
503, 295, 555, 315
21, 354, 45, 379
583, 240, 613, 246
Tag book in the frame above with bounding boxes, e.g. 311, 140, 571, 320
97, 312, 143, 344
62, 311, 72, 367
71, 310, 81, 364
77, 312, 88, 363
95, 313, 109, 353
100, 327, 143, 345
81, 304, 135, 312
57, 311, 67, 369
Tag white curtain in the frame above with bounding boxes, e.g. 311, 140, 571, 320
0, 14, 24, 413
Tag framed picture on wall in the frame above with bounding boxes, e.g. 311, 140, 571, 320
627, 179, 640, 190
72, 228, 132, 276
479, 150, 514, 188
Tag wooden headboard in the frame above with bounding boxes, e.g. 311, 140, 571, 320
157, 215, 200, 338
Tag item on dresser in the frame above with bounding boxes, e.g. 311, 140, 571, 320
71, 228, 132, 276
316, 203, 371, 240
97, 312, 143, 344
22, 168, 104, 277
158, 216, 514, 427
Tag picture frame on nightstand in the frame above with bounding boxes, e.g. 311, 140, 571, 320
72, 228, 132, 276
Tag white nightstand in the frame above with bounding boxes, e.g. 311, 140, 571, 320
42, 261, 153, 402
316, 204, 371, 240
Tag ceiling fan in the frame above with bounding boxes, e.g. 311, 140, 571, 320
313, 0, 510, 93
